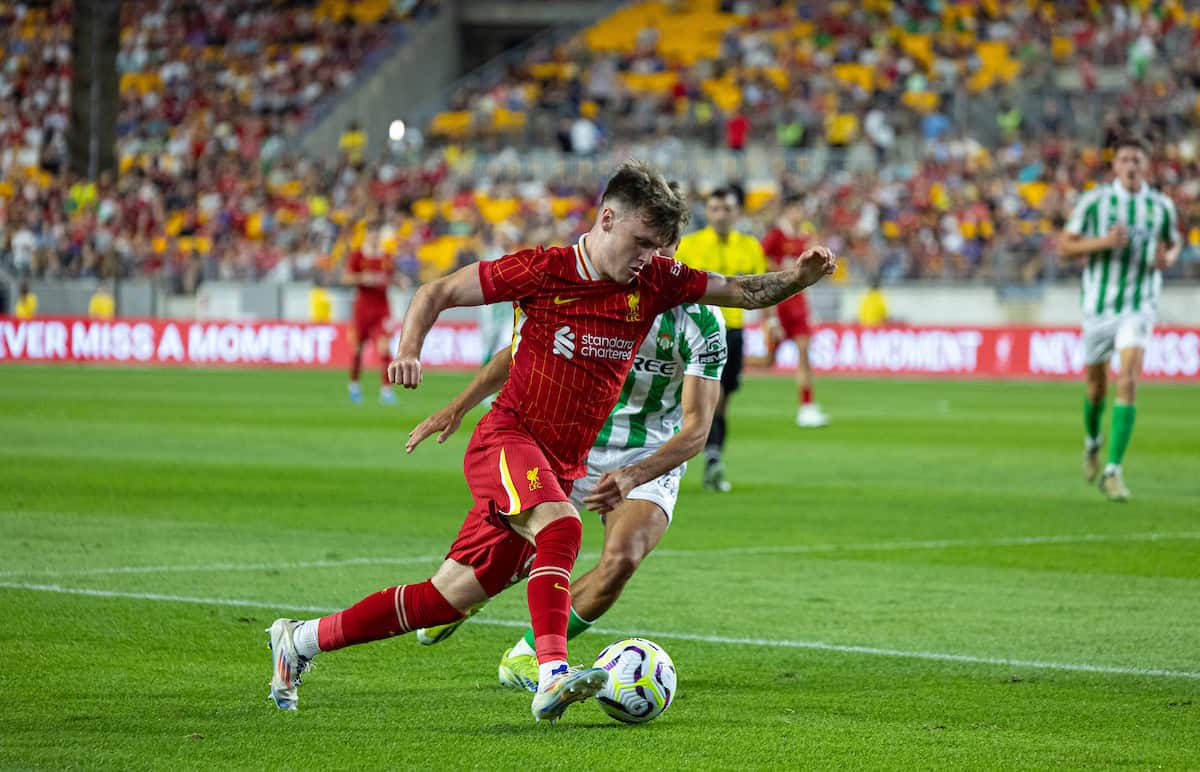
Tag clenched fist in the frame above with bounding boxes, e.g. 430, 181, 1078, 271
388, 354, 423, 389
794, 245, 837, 288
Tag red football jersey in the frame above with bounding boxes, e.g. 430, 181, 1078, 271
479, 236, 709, 479
761, 225, 811, 326
760, 226, 811, 269
349, 250, 393, 310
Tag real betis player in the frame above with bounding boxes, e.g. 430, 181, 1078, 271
407, 293, 728, 692
1058, 136, 1181, 501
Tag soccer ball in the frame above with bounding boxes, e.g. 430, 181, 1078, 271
593, 637, 677, 723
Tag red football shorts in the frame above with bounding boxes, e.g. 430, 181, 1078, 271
445, 411, 574, 597
777, 292, 811, 339
352, 300, 389, 342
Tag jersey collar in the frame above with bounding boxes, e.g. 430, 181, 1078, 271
1111, 180, 1148, 198
574, 235, 601, 281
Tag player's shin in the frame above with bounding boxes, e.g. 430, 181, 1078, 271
1083, 396, 1104, 446
1107, 403, 1136, 468
526, 516, 582, 682
302, 581, 463, 654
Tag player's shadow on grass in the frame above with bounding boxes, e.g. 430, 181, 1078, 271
472, 719, 665, 734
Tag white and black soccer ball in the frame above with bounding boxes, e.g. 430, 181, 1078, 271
593, 637, 677, 723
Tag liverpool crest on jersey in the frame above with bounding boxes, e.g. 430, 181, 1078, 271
626, 291, 642, 322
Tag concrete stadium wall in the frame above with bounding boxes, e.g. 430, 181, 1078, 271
833, 285, 1200, 327
18, 280, 1199, 328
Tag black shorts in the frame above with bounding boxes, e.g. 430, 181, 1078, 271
721, 328, 744, 394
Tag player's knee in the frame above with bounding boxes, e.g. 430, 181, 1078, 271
596, 549, 641, 587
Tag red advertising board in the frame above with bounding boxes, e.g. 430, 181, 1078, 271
756, 324, 1200, 381
0, 316, 480, 370
1, 316, 1197, 380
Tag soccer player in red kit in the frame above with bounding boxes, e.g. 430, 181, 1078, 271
264, 161, 837, 722
343, 227, 398, 405
761, 194, 830, 427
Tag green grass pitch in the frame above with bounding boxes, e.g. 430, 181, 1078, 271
1, 365, 1197, 769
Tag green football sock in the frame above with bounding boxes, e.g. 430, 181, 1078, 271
522, 606, 594, 649
1083, 397, 1104, 444
1107, 403, 1136, 466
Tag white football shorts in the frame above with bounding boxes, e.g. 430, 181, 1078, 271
570, 445, 684, 524
1081, 311, 1154, 366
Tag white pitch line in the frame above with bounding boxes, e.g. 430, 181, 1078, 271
654, 530, 1200, 558
1, 581, 1197, 681
0, 554, 446, 579
3, 530, 1199, 579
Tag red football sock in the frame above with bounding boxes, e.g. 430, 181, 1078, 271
350, 348, 362, 382
526, 516, 581, 664
316, 580, 462, 651
380, 357, 390, 385
800, 386, 813, 405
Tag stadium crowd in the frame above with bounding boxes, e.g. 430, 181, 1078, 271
1, 0, 1198, 292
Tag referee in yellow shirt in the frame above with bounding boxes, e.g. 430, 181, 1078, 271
675, 188, 766, 492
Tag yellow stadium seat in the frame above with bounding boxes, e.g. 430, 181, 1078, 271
967, 70, 995, 92
995, 58, 1021, 83
165, 212, 187, 237
490, 108, 527, 132
832, 63, 874, 93
825, 112, 859, 145
417, 235, 470, 280
744, 188, 776, 213
1051, 36, 1075, 61
528, 62, 568, 81
701, 78, 741, 112
1018, 182, 1050, 209
620, 71, 678, 94
429, 111, 473, 138
245, 212, 264, 240
477, 198, 520, 224
755, 67, 790, 92
898, 32, 933, 70
901, 90, 940, 113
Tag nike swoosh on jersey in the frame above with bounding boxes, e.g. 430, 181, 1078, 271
553, 296, 580, 305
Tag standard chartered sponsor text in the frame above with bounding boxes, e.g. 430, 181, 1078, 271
580, 333, 637, 360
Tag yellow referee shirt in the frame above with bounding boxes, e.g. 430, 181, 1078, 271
675, 226, 766, 329
89, 290, 115, 320
309, 287, 333, 322
16, 292, 37, 320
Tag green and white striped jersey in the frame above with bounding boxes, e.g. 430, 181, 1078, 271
1065, 181, 1180, 317
593, 303, 727, 451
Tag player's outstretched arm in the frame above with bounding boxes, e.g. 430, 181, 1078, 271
582, 375, 721, 514
700, 245, 836, 309
1058, 226, 1126, 260
388, 263, 487, 388
406, 345, 514, 453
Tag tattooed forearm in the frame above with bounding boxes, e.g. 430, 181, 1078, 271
733, 270, 803, 308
